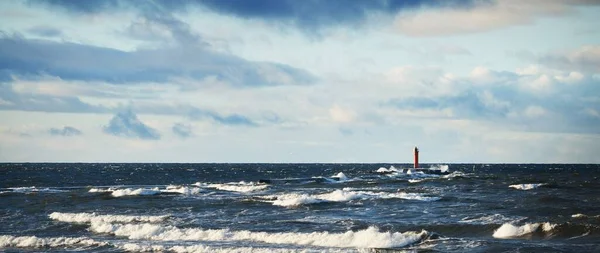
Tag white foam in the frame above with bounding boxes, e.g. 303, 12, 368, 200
377, 167, 391, 173
459, 214, 523, 225
89, 186, 203, 196
90, 222, 428, 249
0, 235, 106, 248
49, 212, 169, 223
120, 243, 350, 253
264, 189, 439, 207
332, 172, 349, 181
197, 182, 269, 193
7, 186, 66, 193
430, 164, 449, 173
408, 179, 424, 183
493, 222, 556, 238
111, 187, 162, 197
163, 185, 203, 195
88, 188, 114, 193
509, 183, 546, 190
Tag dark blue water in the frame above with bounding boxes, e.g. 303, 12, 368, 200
1, 163, 599, 252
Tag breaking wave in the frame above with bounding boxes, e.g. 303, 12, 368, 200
509, 183, 546, 190
88, 185, 203, 197
493, 222, 556, 238
196, 181, 269, 193
49, 212, 169, 224
89, 222, 428, 249
0, 235, 106, 248
120, 243, 349, 253
261, 189, 440, 207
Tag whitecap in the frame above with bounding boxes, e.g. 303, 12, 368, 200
49, 212, 169, 224
459, 214, 524, 225
90, 222, 428, 249
111, 187, 162, 197
509, 183, 546, 190
197, 182, 269, 193
7, 186, 67, 193
0, 235, 107, 248
263, 189, 439, 207
493, 222, 556, 238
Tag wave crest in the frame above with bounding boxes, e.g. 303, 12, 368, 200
49, 212, 169, 224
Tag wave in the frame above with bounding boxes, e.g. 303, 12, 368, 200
509, 183, 546, 190
493, 222, 556, 238
88, 185, 203, 197
89, 221, 428, 249
0, 235, 106, 248
2, 186, 67, 194
261, 189, 440, 207
49, 212, 169, 223
120, 243, 350, 253
572, 213, 600, 219
459, 214, 526, 225
195, 181, 269, 193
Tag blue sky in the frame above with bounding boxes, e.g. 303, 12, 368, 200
1, 0, 599, 163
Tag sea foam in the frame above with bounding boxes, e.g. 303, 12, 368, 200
264, 189, 440, 207
508, 183, 546, 190
197, 181, 269, 193
90, 222, 428, 249
0, 235, 106, 248
88, 186, 203, 197
49, 212, 169, 224
493, 222, 556, 238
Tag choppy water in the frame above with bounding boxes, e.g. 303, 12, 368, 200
1, 163, 599, 252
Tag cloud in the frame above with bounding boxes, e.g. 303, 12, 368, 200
0, 35, 316, 86
537, 45, 600, 73
188, 108, 257, 126
31, 0, 475, 34
382, 65, 600, 134
172, 123, 192, 138
0, 82, 109, 113
49, 126, 82, 136
103, 109, 160, 140
394, 0, 600, 36
329, 105, 356, 123
27, 26, 63, 37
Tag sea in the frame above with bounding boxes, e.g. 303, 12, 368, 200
1, 163, 599, 252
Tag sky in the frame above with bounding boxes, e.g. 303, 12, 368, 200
0, 0, 599, 163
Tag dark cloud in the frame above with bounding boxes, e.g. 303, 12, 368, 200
172, 123, 192, 138
49, 126, 82, 136
103, 109, 160, 140
188, 108, 256, 126
0, 35, 316, 86
31, 0, 478, 32
29, 0, 123, 13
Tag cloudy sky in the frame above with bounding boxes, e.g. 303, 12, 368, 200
1, 0, 599, 163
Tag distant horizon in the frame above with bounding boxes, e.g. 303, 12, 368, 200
2, 161, 597, 165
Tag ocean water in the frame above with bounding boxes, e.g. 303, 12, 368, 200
1, 163, 599, 252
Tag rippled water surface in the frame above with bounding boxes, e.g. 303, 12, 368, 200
1, 163, 599, 252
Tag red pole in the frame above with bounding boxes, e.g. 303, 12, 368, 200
414, 147, 419, 169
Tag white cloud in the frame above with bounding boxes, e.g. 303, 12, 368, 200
329, 105, 356, 123
523, 105, 548, 118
